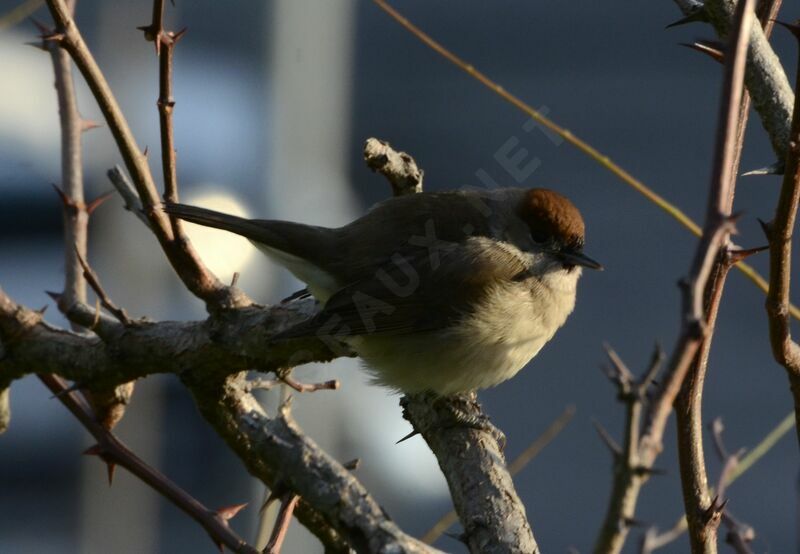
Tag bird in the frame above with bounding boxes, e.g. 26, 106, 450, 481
164, 187, 601, 396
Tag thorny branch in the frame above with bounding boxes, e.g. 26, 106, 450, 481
595, 1, 757, 551
43, 0, 249, 311
40, 374, 259, 554
673, 0, 755, 551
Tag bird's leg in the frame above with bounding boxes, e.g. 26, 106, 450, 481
400, 393, 506, 450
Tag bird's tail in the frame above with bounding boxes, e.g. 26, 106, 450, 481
164, 203, 274, 243
163, 202, 336, 268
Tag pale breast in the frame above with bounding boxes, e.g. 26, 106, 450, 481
351, 271, 579, 395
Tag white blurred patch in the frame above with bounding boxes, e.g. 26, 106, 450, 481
180, 191, 256, 283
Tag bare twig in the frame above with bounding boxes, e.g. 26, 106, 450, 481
264, 493, 300, 554
594, 345, 665, 553
246, 375, 339, 394
74, 248, 132, 325
421, 405, 575, 545
38, 374, 259, 553
107, 165, 151, 228
364, 137, 423, 195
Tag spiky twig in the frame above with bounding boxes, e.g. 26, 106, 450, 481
39, 374, 258, 554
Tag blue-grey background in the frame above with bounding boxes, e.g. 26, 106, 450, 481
1, 1, 798, 552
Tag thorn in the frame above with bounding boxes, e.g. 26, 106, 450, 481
215, 503, 247, 522
45, 290, 62, 302
25, 40, 49, 51
30, 18, 51, 35
396, 429, 420, 444
680, 40, 724, 64
143, 146, 149, 158
172, 27, 188, 43
136, 24, 156, 42
230, 272, 240, 287
86, 191, 114, 215
757, 218, 773, 240
214, 539, 223, 553
726, 244, 769, 264
81, 119, 102, 132
41, 32, 65, 43
592, 419, 622, 457
83, 444, 104, 456
624, 517, 648, 528
106, 461, 116, 486
51, 183, 72, 207
36, 305, 48, 315
343, 458, 361, 471
50, 380, 84, 398
741, 160, 784, 176
774, 19, 800, 40
665, 7, 709, 29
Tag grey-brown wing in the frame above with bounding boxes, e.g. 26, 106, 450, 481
275, 238, 530, 339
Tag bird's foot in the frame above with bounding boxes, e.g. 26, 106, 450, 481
432, 395, 506, 450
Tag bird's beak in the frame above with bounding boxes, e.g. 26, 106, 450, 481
558, 250, 603, 270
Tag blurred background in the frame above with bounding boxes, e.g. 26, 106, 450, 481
1, 1, 799, 552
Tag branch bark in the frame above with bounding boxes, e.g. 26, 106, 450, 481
765, 21, 800, 447
673, 0, 794, 162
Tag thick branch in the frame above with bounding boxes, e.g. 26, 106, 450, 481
185, 373, 440, 553
0, 290, 342, 389
403, 393, 538, 554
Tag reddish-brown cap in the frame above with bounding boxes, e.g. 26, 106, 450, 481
518, 188, 585, 250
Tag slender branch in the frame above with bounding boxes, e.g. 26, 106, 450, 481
765, 20, 800, 448
74, 249, 132, 325
594, 345, 665, 553
370, 0, 800, 321
43, 0, 249, 311
46, 3, 86, 317
107, 166, 151, 228
673, 3, 755, 551
640, 411, 794, 552
39, 374, 259, 554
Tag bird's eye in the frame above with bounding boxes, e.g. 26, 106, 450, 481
530, 229, 548, 244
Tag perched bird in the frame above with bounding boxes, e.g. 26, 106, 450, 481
165, 187, 600, 395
